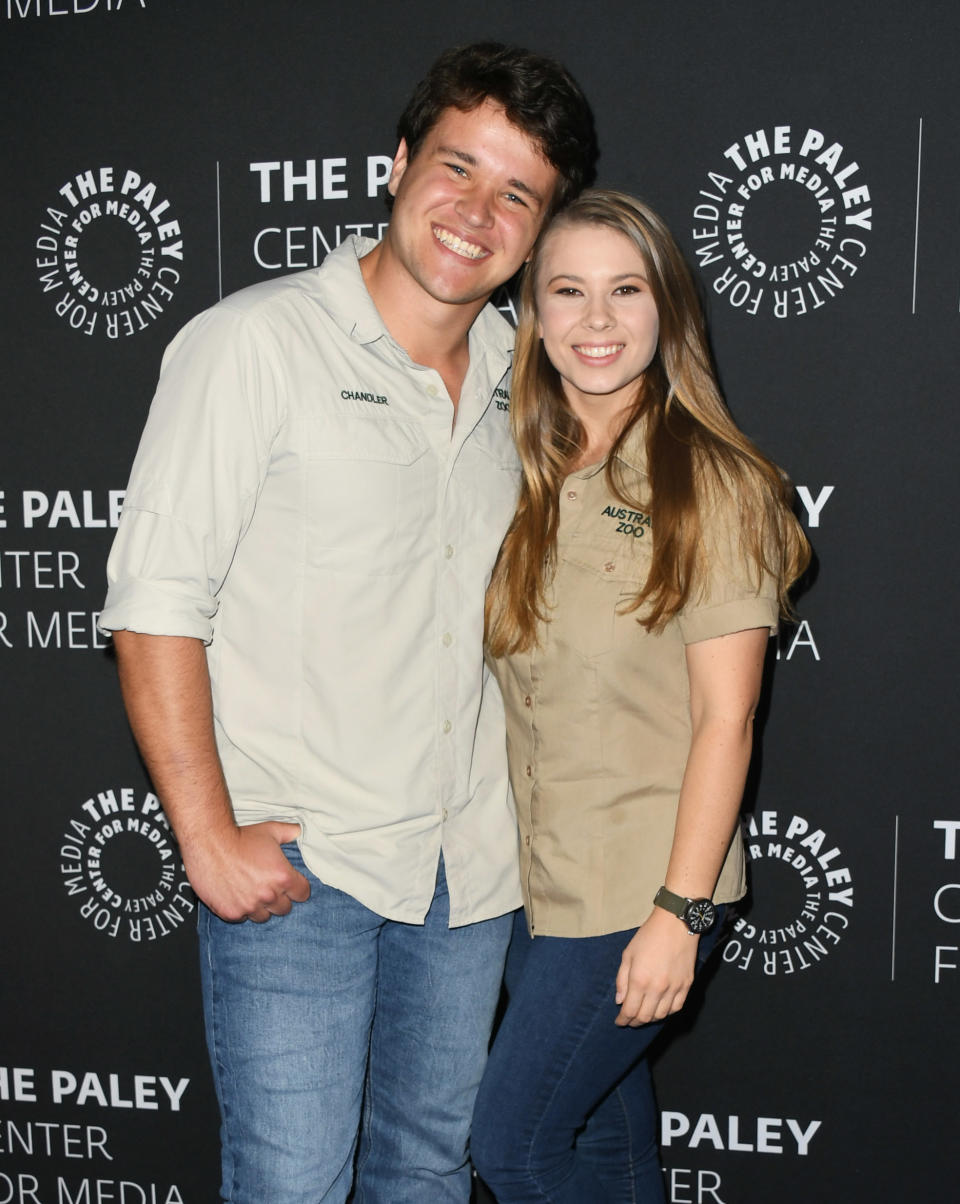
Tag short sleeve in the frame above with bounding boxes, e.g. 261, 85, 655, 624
99, 301, 285, 642
676, 473, 779, 645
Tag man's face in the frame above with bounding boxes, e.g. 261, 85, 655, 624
384, 99, 559, 311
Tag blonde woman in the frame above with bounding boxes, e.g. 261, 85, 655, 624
471, 190, 810, 1202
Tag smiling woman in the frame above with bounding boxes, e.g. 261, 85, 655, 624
473, 191, 810, 1203
535, 223, 661, 452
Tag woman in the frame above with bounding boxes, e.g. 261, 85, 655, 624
471, 190, 810, 1202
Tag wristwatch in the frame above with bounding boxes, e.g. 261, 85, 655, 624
653, 886, 717, 935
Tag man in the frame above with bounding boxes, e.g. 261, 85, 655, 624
100, 42, 597, 1204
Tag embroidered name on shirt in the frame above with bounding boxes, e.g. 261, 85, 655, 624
493, 386, 510, 412
602, 504, 651, 538
341, 389, 388, 405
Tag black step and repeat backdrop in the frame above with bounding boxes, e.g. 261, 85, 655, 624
2, 2, 957, 1200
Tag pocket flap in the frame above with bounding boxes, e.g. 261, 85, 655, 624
307, 415, 429, 465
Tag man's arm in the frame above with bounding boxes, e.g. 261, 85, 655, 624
113, 630, 310, 922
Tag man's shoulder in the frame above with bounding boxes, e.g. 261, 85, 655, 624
207, 239, 368, 325
214, 266, 326, 322
166, 252, 363, 367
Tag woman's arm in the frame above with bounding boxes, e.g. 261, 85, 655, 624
614, 626, 769, 1026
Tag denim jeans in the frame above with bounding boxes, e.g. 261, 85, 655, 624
198, 845, 513, 1204
471, 907, 725, 1203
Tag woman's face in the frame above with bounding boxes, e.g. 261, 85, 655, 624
535, 221, 660, 429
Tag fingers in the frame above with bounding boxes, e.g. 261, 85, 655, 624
228, 879, 300, 924
193, 822, 310, 923
614, 961, 629, 1006
263, 819, 303, 844
241, 850, 311, 921
614, 966, 691, 1027
286, 870, 312, 904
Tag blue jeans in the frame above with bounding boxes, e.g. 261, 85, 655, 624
198, 846, 512, 1203
471, 908, 725, 1203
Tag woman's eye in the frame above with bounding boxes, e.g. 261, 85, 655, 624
614, 284, 640, 295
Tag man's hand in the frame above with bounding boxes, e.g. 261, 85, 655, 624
614, 906, 698, 1027
182, 820, 311, 923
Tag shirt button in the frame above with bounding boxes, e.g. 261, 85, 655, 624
525, 765, 532, 777
524, 834, 531, 846
442, 808, 449, 822
442, 632, 453, 647
566, 490, 577, 500
444, 544, 454, 559
524, 695, 532, 707
427, 384, 438, 397
442, 720, 452, 734
603, 561, 616, 573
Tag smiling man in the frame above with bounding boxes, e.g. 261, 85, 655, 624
99, 43, 596, 1204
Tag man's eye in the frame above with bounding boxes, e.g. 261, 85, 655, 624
505, 193, 528, 208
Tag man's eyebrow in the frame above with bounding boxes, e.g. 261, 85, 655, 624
435, 145, 545, 206
436, 145, 478, 167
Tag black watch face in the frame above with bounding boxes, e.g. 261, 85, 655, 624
685, 899, 717, 934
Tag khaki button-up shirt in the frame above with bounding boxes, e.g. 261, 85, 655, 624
101, 237, 523, 927
491, 436, 778, 937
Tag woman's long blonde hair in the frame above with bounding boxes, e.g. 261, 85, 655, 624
485, 190, 810, 657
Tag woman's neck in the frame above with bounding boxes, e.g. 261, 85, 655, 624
568, 442, 611, 473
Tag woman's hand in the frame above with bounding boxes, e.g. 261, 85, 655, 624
614, 906, 699, 1027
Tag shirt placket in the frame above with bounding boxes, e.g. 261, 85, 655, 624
426, 374, 468, 845
524, 471, 588, 934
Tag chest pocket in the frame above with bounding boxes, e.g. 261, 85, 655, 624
456, 422, 522, 564
552, 538, 648, 658
305, 415, 431, 575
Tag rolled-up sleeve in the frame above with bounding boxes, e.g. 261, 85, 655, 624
677, 478, 779, 645
99, 301, 284, 643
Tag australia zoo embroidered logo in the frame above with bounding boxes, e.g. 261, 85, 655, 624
601, 504, 651, 539
690, 125, 872, 319
35, 165, 184, 339
58, 786, 194, 943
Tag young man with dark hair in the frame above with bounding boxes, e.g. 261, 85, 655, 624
100, 42, 597, 1204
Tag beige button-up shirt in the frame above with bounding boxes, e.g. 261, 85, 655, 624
491, 435, 778, 937
101, 237, 523, 926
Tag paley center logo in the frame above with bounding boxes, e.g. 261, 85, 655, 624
58, 786, 193, 942
691, 125, 872, 318
36, 165, 183, 338
722, 809, 855, 976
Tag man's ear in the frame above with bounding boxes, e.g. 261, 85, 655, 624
387, 138, 410, 198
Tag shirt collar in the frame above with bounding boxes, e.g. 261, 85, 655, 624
611, 421, 648, 475
315, 236, 389, 346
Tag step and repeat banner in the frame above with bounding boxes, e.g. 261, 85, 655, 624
2, 2, 956, 1200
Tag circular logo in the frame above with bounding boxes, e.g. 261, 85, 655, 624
36, 166, 184, 339
58, 786, 194, 942
722, 809, 854, 976
690, 126, 872, 318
